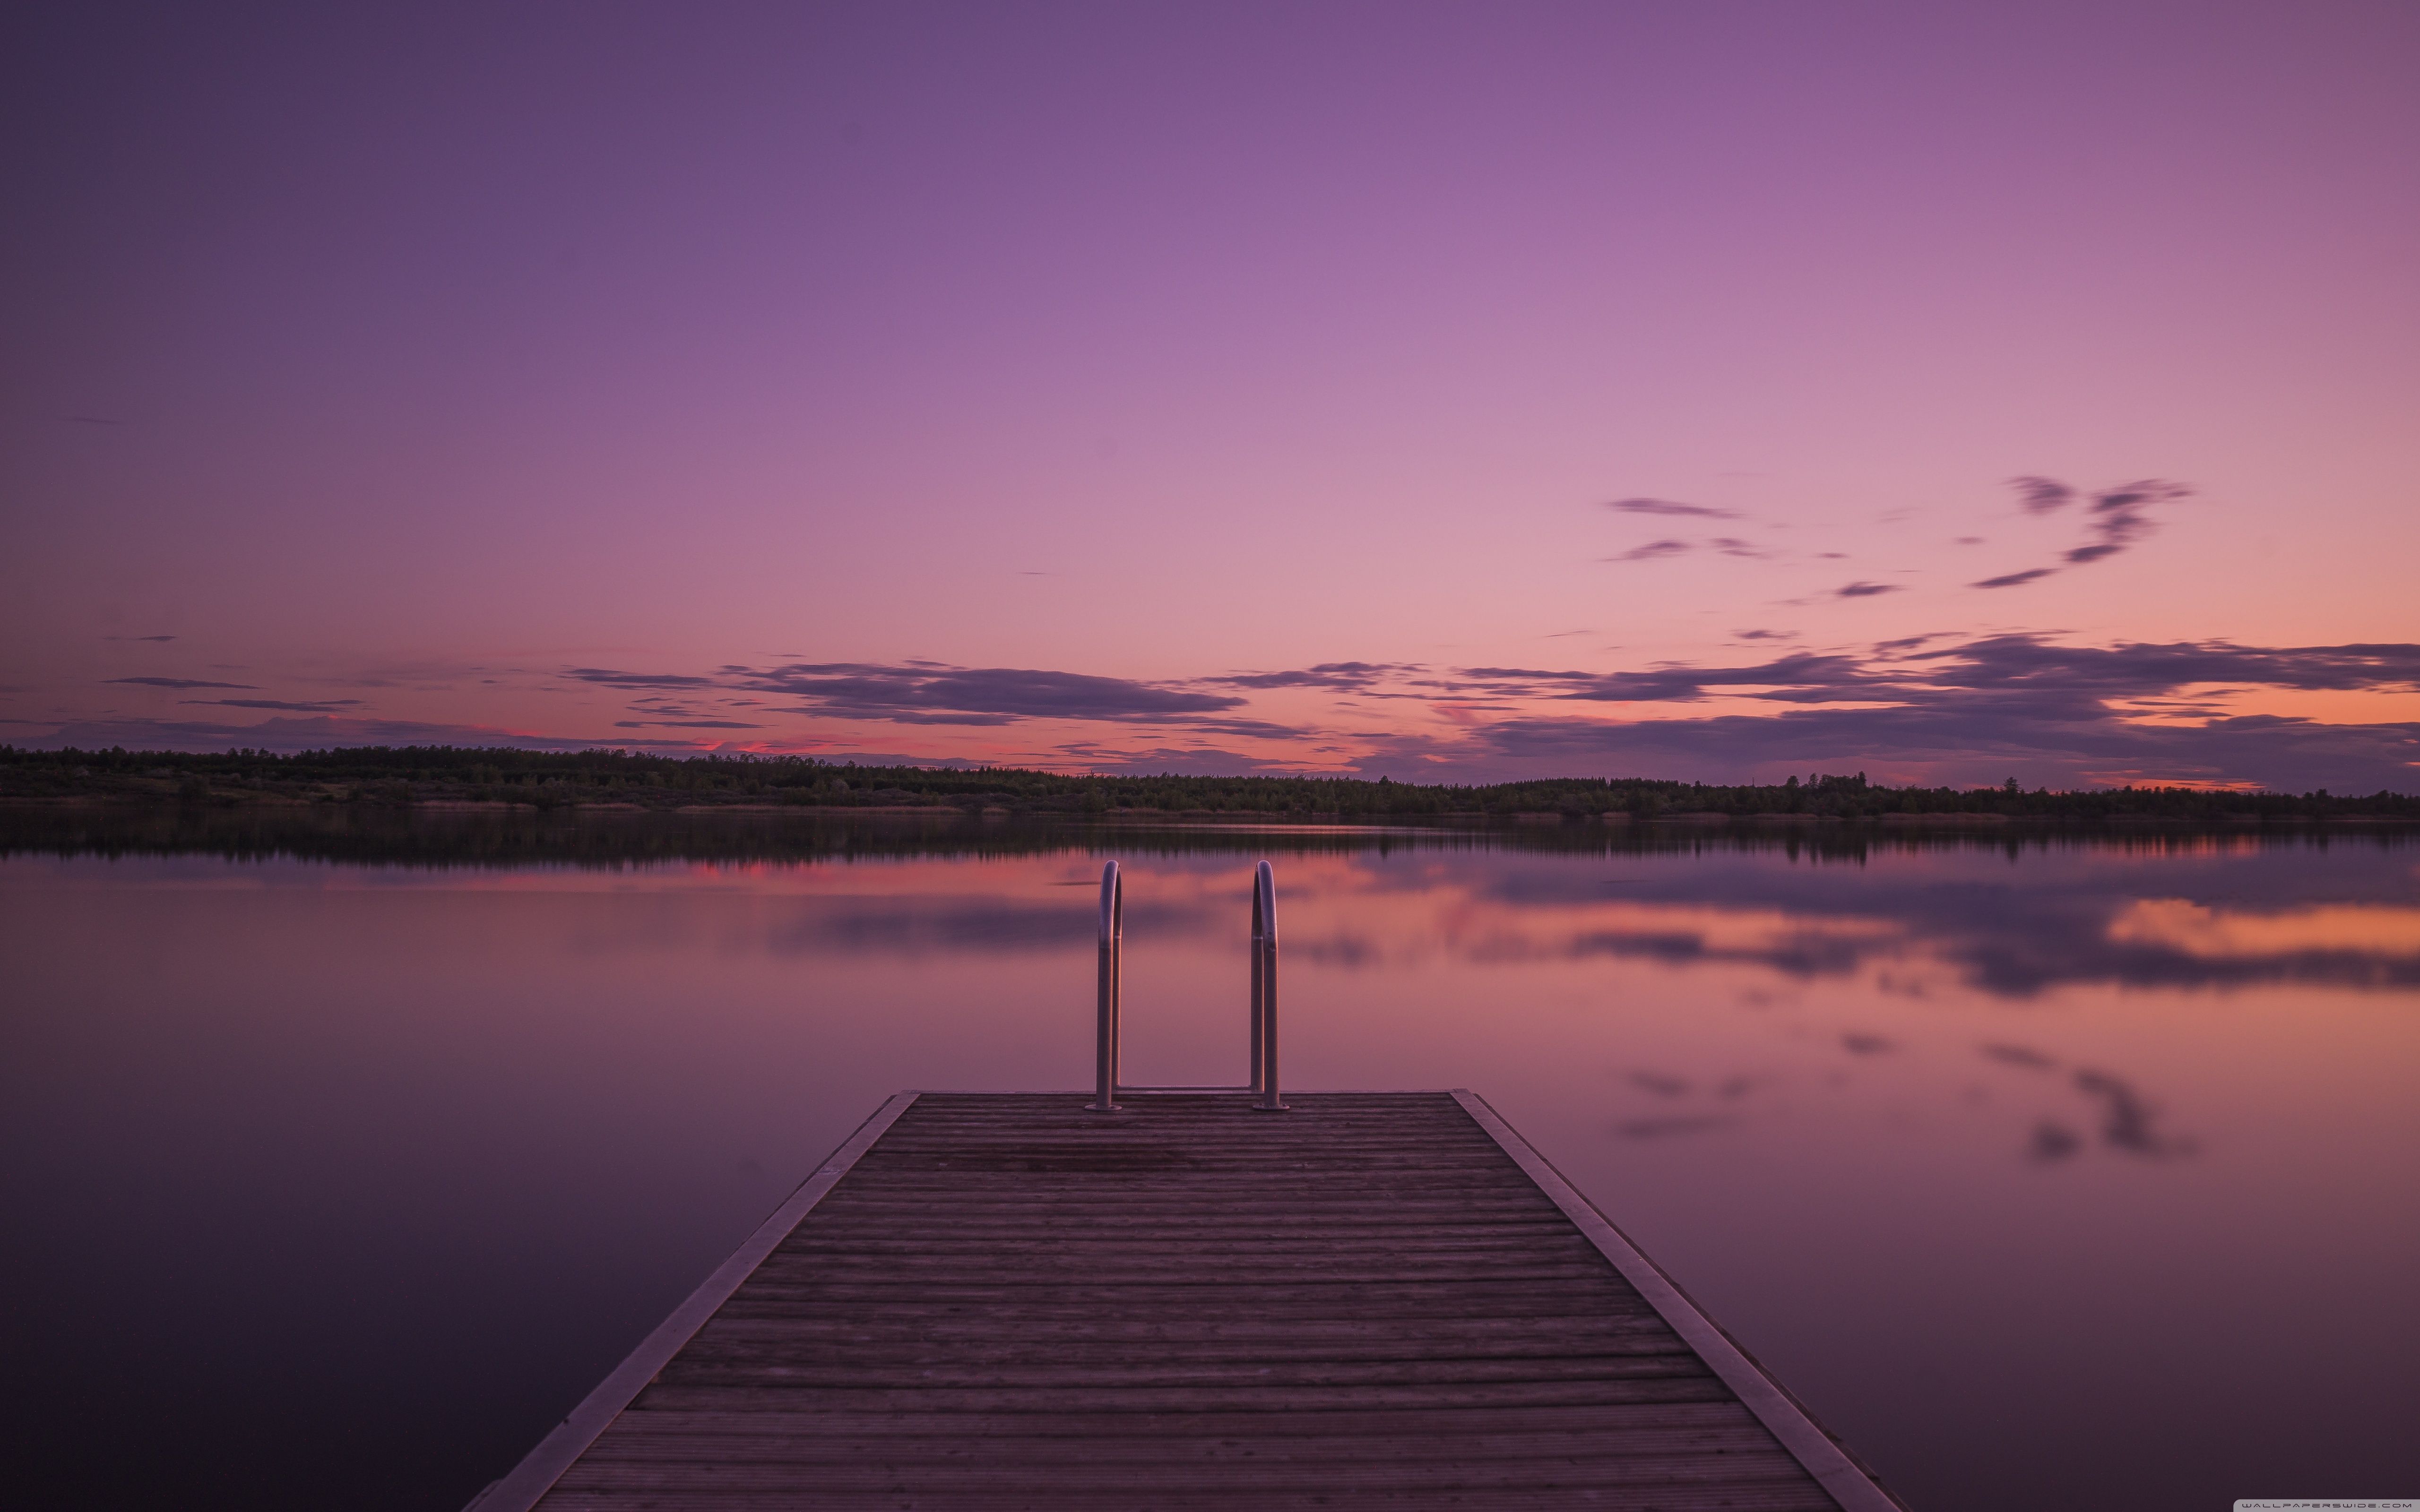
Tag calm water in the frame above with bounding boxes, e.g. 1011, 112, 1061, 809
4, 811, 2417, 1510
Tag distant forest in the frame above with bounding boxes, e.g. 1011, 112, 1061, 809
2, 744, 2412, 825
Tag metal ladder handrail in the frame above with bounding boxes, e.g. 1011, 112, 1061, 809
1085, 859, 1287, 1112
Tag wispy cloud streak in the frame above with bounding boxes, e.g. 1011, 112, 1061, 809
1606, 498, 1742, 519
568, 661, 1257, 730
1973, 476, 2193, 588
105, 677, 258, 690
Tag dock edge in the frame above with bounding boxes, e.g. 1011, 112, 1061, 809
1450, 1088, 1910, 1512
464, 1090, 922, 1512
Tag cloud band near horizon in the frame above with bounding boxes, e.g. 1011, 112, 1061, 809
15, 634, 2419, 793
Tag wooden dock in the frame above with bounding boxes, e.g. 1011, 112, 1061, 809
475, 1091, 1903, 1511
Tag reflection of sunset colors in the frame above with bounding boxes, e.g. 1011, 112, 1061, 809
8, 830, 2418, 1509
2109, 898, 2420, 961
7, 8, 2418, 790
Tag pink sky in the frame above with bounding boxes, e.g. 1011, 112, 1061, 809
5, 2, 2417, 788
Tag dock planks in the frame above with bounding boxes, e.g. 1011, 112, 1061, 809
478, 1092, 1902, 1511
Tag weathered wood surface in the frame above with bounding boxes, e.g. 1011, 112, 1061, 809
497, 1092, 1900, 1511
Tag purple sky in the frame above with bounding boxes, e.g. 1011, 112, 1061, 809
6, 1, 2418, 788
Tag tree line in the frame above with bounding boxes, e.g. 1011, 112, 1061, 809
3, 745, 2412, 823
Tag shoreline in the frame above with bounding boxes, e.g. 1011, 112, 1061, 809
4, 793, 2414, 831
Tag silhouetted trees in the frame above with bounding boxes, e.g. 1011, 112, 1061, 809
2, 744, 2412, 825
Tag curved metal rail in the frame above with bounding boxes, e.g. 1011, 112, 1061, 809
1250, 859, 1286, 1111
1084, 860, 1124, 1111
1086, 859, 1287, 1112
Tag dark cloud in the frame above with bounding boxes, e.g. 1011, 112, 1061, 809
565, 669, 720, 689
102, 634, 178, 642
740, 662, 1247, 725
1841, 1032, 1895, 1055
1872, 634, 1944, 654
180, 698, 364, 713
1448, 632, 2420, 790
1484, 635, 2414, 714
1606, 498, 1742, 519
104, 677, 258, 689
563, 659, 1264, 732
1972, 476, 2192, 588
1835, 582, 1901, 598
1603, 533, 1772, 562
1450, 666, 1622, 688
2066, 479, 2189, 565
1610, 538, 1693, 562
2008, 476, 2075, 514
1457, 652, 1873, 705
1911, 634, 2420, 698
1973, 567, 2057, 589
1206, 662, 1421, 691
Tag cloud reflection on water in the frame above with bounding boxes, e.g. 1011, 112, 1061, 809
7, 820, 2405, 1184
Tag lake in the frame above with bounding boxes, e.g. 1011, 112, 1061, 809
3, 809, 2416, 1510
